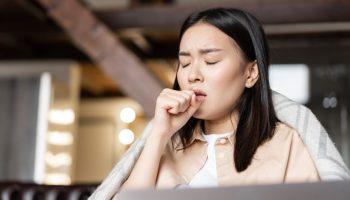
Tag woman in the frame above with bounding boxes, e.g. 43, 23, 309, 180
120, 7, 319, 190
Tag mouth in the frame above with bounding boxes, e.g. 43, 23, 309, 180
192, 89, 207, 100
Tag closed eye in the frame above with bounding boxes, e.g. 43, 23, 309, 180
206, 61, 219, 65
181, 63, 190, 68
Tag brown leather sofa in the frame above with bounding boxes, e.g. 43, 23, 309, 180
0, 182, 97, 200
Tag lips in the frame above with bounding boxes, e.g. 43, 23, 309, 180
192, 89, 207, 96
192, 89, 207, 101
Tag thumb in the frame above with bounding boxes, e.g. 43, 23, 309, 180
185, 94, 203, 117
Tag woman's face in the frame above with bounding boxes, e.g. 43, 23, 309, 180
177, 22, 251, 120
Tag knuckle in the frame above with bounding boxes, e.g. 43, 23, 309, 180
180, 97, 185, 102
156, 95, 164, 101
163, 88, 171, 92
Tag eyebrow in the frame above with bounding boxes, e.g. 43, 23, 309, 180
178, 48, 222, 57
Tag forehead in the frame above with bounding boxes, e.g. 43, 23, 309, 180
179, 23, 235, 50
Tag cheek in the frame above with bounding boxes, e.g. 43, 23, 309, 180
176, 69, 188, 90
205, 63, 246, 112
208, 62, 246, 94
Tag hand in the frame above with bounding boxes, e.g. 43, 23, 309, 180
151, 88, 204, 141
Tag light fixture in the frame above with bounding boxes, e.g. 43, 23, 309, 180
45, 152, 72, 167
45, 173, 71, 185
47, 131, 73, 145
120, 107, 136, 123
118, 129, 135, 145
49, 109, 75, 125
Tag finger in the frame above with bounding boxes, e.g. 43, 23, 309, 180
166, 89, 192, 100
160, 89, 194, 114
162, 89, 192, 112
184, 93, 204, 117
159, 96, 180, 114
165, 93, 190, 112
167, 99, 185, 115
182, 90, 195, 97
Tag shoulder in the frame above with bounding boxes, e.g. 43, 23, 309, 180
272, 124, 320, 182
273, 122, 313, 156
258, 122, 306, 153
270, 122, 303, 144
267, 122, 316, 166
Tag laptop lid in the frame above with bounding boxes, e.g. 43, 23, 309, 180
118, 181, 350, 200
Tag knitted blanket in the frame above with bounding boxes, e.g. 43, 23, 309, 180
89, 91, 350, 200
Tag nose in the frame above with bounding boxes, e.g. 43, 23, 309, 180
188, 64, 203, 83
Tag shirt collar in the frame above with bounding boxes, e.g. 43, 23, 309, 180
173, 122, 235, 151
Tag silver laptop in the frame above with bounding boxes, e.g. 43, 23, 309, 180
118, 181, 350, 200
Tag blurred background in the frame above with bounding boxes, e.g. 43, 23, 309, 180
0, 0, 349, 190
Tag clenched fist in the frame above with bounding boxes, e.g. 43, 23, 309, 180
151, 88, 204, 141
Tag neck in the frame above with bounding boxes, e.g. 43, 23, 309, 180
204, 110, 239, 135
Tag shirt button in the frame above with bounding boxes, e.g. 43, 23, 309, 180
219, 138, 227, 145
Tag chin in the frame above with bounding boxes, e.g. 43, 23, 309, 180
193, 109, 226, 121
192, 110, 209, 120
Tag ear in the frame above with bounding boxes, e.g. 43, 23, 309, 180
245, 60, 259, 88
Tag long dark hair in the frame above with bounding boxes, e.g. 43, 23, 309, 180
172, 8, 279, 172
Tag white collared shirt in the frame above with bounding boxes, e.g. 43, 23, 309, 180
188, 131, 233, 188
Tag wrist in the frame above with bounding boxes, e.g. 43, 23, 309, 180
147, 130, 171, 149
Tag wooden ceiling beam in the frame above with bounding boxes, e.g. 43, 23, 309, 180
96, 0, 350, 29
35, 0, 164, 117
3, 1, 350, 37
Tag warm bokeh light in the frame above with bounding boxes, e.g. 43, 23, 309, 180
45, 152, 72, 167
49, 109, 75, 125
120, 107, 136, 123
47, 131, 73, 145
45, 173, 71, 185
118, 128, 135, 145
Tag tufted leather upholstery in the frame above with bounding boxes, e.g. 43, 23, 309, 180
0, 182, 97, 200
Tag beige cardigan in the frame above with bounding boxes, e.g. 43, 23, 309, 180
89, 91, 349, 200
156, 122, 319, 188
